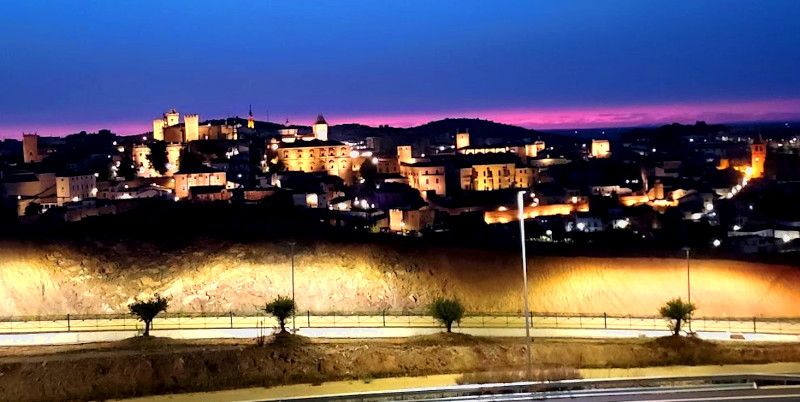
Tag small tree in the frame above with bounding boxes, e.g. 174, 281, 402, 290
659, 297, 696, 336
129, 294, 169, 337
429, 298, 465, 333
264, 296, 296, 333
24, 202, 42, 216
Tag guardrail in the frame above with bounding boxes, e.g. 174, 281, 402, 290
1, 311, 799, 335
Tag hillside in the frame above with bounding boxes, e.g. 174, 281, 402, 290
1, 239, 799, 318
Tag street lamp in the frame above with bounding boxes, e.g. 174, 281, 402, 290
400, 221, 406, 236
288, 241, 296, 332
517, 190, 533, 376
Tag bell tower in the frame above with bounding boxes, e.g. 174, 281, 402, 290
247, 104, 255, 129
751, 134, 766, 178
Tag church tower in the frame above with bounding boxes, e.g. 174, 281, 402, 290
751, 134, 766, 178
247, 105, 255, 129
312, 114, 328, 141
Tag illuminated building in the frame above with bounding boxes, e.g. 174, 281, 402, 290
389, 207, 434, 232
173, 165, 227, 199
453, 132, 542, 163
152, 109, 237, 142
399, 161, 445, 198
591, 139, 611, 158
247, 105, 255, 129
751, 135, 766, 178
274, 115, 356, 183
56, 172, 97, 205
458, 159, 533, 191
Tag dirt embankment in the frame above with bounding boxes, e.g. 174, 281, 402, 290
2, 239, 800, 317
3, 336, 800, 401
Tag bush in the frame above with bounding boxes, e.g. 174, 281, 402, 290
659, 297, 696, 336
264, 295, 297, 333
429, 298, 465, 333
129, 294, 169, 337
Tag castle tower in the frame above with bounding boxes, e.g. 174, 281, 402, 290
591, 139, 611, 158
456, 130, 470, 149
397, 145, 413, 164
152, 118, 166, 141
751, 134, 766, 178
184, 114, 199, 142
312, 114, 328, 141
165, 108, 180, 127
247, 105, 255, 129
22, 133, 39, 164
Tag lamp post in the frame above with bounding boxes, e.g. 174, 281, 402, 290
517, 190, 533, 376
288, 241, 296, 332
400, 221, 406, 236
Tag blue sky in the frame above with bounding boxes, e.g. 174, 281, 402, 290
1, 0, 799, 137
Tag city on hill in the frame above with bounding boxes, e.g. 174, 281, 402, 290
2, 109, 800, 258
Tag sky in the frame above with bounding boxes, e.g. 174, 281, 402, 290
1, 0, 799, 138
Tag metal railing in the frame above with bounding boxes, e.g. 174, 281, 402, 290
1, 311, 799, 335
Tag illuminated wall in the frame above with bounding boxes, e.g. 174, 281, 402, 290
484, 201, 589, 224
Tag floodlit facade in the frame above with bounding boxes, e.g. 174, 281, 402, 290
459, 163, 533, 191
751, 136, 766, 179
56, 173, 97, 205
399, 162, 446, 198
174, 167, 227, 199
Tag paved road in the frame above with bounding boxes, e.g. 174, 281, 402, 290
117, 363, 800, 402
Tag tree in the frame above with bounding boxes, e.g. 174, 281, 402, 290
429, 298, 465, 333
147, 141, 169, 175
117, 155, 137, 181
178, 149, 203, 171
659, 297, 696, 336
129, 294, 169, 337
264, 295, 296, 333
24, 202, 42, 216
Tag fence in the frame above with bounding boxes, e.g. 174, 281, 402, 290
1, 311, 799, 335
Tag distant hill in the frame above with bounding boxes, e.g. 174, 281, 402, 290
330, 118, 570, 145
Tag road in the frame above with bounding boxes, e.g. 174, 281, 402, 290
116, 363, 800, 402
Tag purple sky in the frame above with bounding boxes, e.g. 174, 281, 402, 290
1, 1, 799, 138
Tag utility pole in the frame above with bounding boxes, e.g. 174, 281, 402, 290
683, 246, 691, 332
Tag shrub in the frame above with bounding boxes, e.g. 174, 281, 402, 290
429, 298, 465, 333
264, 295, 297, 333
659, 297, 696, 336
129, 294, 169, 337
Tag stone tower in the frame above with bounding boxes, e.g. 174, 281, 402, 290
184, 114, 199, 142
22, 133, 39, 163
152, 118, 166, 141
751, 134, 766, 178
312, 114, 328, 141
397, 145, 413, 164
456, 130, 470, 149
165, 108, 180, 127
